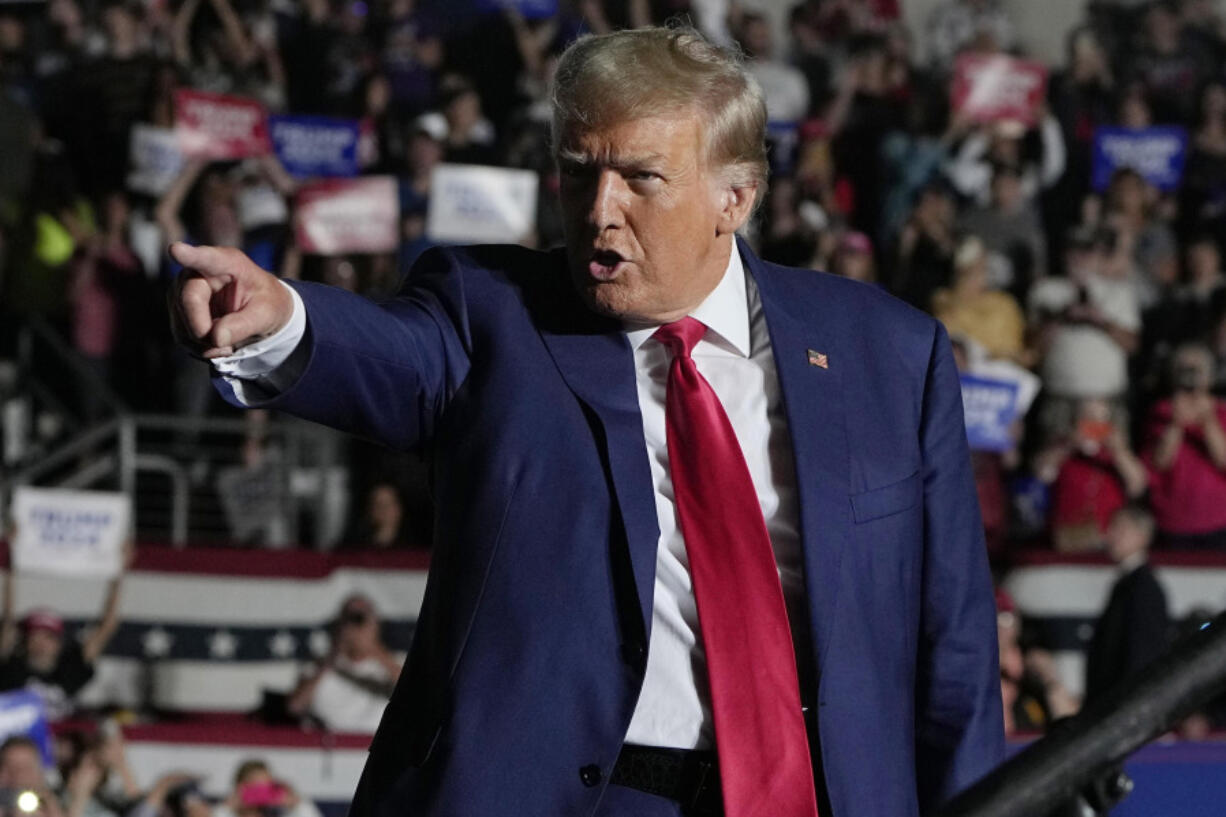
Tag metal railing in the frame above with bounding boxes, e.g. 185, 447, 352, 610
3, 413, 350, 548
2, 318, 350, 547
935, 610, 1226, 817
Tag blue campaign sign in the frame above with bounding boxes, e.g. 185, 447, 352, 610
0, 690, 53, 767
269, 115, 361, 179
960, 374, 1020, 452
1092, 126, 1188, 192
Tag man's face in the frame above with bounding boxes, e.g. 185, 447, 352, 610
25, 630, 62, 673
558, 112, 746, 325
0, 745, 45, 790
1105, 516, 1149, 564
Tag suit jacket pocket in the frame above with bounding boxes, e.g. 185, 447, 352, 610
850, 470, 921, 524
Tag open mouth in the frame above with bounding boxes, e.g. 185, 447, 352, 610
588, 250, 625, 281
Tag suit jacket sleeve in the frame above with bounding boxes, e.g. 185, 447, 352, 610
213, 247, 473, 451
914, 322, 1005, 810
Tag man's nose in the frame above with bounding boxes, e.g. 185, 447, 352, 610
587, 170, 626, 230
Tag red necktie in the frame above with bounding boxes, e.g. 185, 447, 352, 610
654, 317, 819, 817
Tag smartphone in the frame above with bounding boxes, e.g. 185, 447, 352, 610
238, 782, 285, 808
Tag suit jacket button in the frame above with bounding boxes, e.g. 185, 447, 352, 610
579, 764, 602, 787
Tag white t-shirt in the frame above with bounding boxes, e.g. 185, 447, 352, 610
307, 654, 399, 734
1029, 275, 1141, 398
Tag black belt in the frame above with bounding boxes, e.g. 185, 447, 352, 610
609, 744, 723, 816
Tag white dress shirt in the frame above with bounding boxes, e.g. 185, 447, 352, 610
622, 246, 804, 749
213, 246, 806, 751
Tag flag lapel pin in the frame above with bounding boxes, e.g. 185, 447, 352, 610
807, 349, 829, 369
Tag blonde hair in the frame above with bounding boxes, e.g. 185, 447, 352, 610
551, 25, 768, 199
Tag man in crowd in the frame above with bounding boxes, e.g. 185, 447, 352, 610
169, 26, 1002, 817
1143, 343, 1226, 547
0, 548, 127, 721
1030, 226, 1141, 445
286, 595, 402, 733
0, 736, 63, 817
1084, 504, 1170, 702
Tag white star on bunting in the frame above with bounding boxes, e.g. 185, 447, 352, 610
268, 630, 297, 658
208, 629, 239, 659
142, 627, 173, 658
308, 629, 331, 658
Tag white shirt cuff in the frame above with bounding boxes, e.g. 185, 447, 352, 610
211, 280, 308, 403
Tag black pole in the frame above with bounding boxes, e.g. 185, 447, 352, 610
934, 610, 1226, 817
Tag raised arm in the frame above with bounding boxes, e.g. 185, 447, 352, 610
0, 556, 16, 659
155, 160, 208, 245
168, 243, 473, 451
81, 543, 130, 664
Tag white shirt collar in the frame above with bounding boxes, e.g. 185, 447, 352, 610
624, 245, 751, 358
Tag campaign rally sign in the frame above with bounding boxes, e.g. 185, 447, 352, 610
127, 124, 186, 196
426, 164, 538, 245
0, 691, 53, 766
960, 374, 1021, 452
269, 115, 362, 179
175, 89, 270, 160
951, 54, 1048, 127
1091, 126, 1188, 192
11, 487, 130, 578
294, 176, 399, 254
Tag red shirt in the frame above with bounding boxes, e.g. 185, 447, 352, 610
1050, 450, 1128, 535
1143, 399, 1226, 535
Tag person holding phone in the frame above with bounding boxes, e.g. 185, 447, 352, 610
1038, 398, 1148, 553
212, 761, 320, 817
285, 596, 402, 733
1144, 343, 1226, 548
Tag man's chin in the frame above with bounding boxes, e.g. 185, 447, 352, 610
576, 278, 632, 320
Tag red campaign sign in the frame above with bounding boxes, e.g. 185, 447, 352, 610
951, 54, 1048, 127
175, 89, 271, 160
294, 176, 400, 255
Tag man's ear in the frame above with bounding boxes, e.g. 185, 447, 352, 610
716, 182, 759, 236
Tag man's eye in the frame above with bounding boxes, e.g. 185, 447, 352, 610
629, 171, 658, 181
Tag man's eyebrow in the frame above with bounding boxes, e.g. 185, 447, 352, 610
556, 149, 668, 171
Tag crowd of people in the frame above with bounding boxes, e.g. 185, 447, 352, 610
2, 0, 1226, 553
0, 731, 326, 817
3, 0, 1226, 806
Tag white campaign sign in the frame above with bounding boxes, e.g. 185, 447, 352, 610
127, 124, 186, 197
12, 487, 130, 578
427, 164, 538, 244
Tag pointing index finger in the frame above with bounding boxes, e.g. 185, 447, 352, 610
169, 242, 230, 280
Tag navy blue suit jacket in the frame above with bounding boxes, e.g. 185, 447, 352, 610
220, 239, 1004, 816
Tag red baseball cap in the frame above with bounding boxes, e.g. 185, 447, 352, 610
21, 608, 64, 635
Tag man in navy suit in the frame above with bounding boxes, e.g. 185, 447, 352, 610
171, 26, 1002, 817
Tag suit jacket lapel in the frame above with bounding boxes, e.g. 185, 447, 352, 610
535, 263, 659, 645
743, 239, 852, 674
